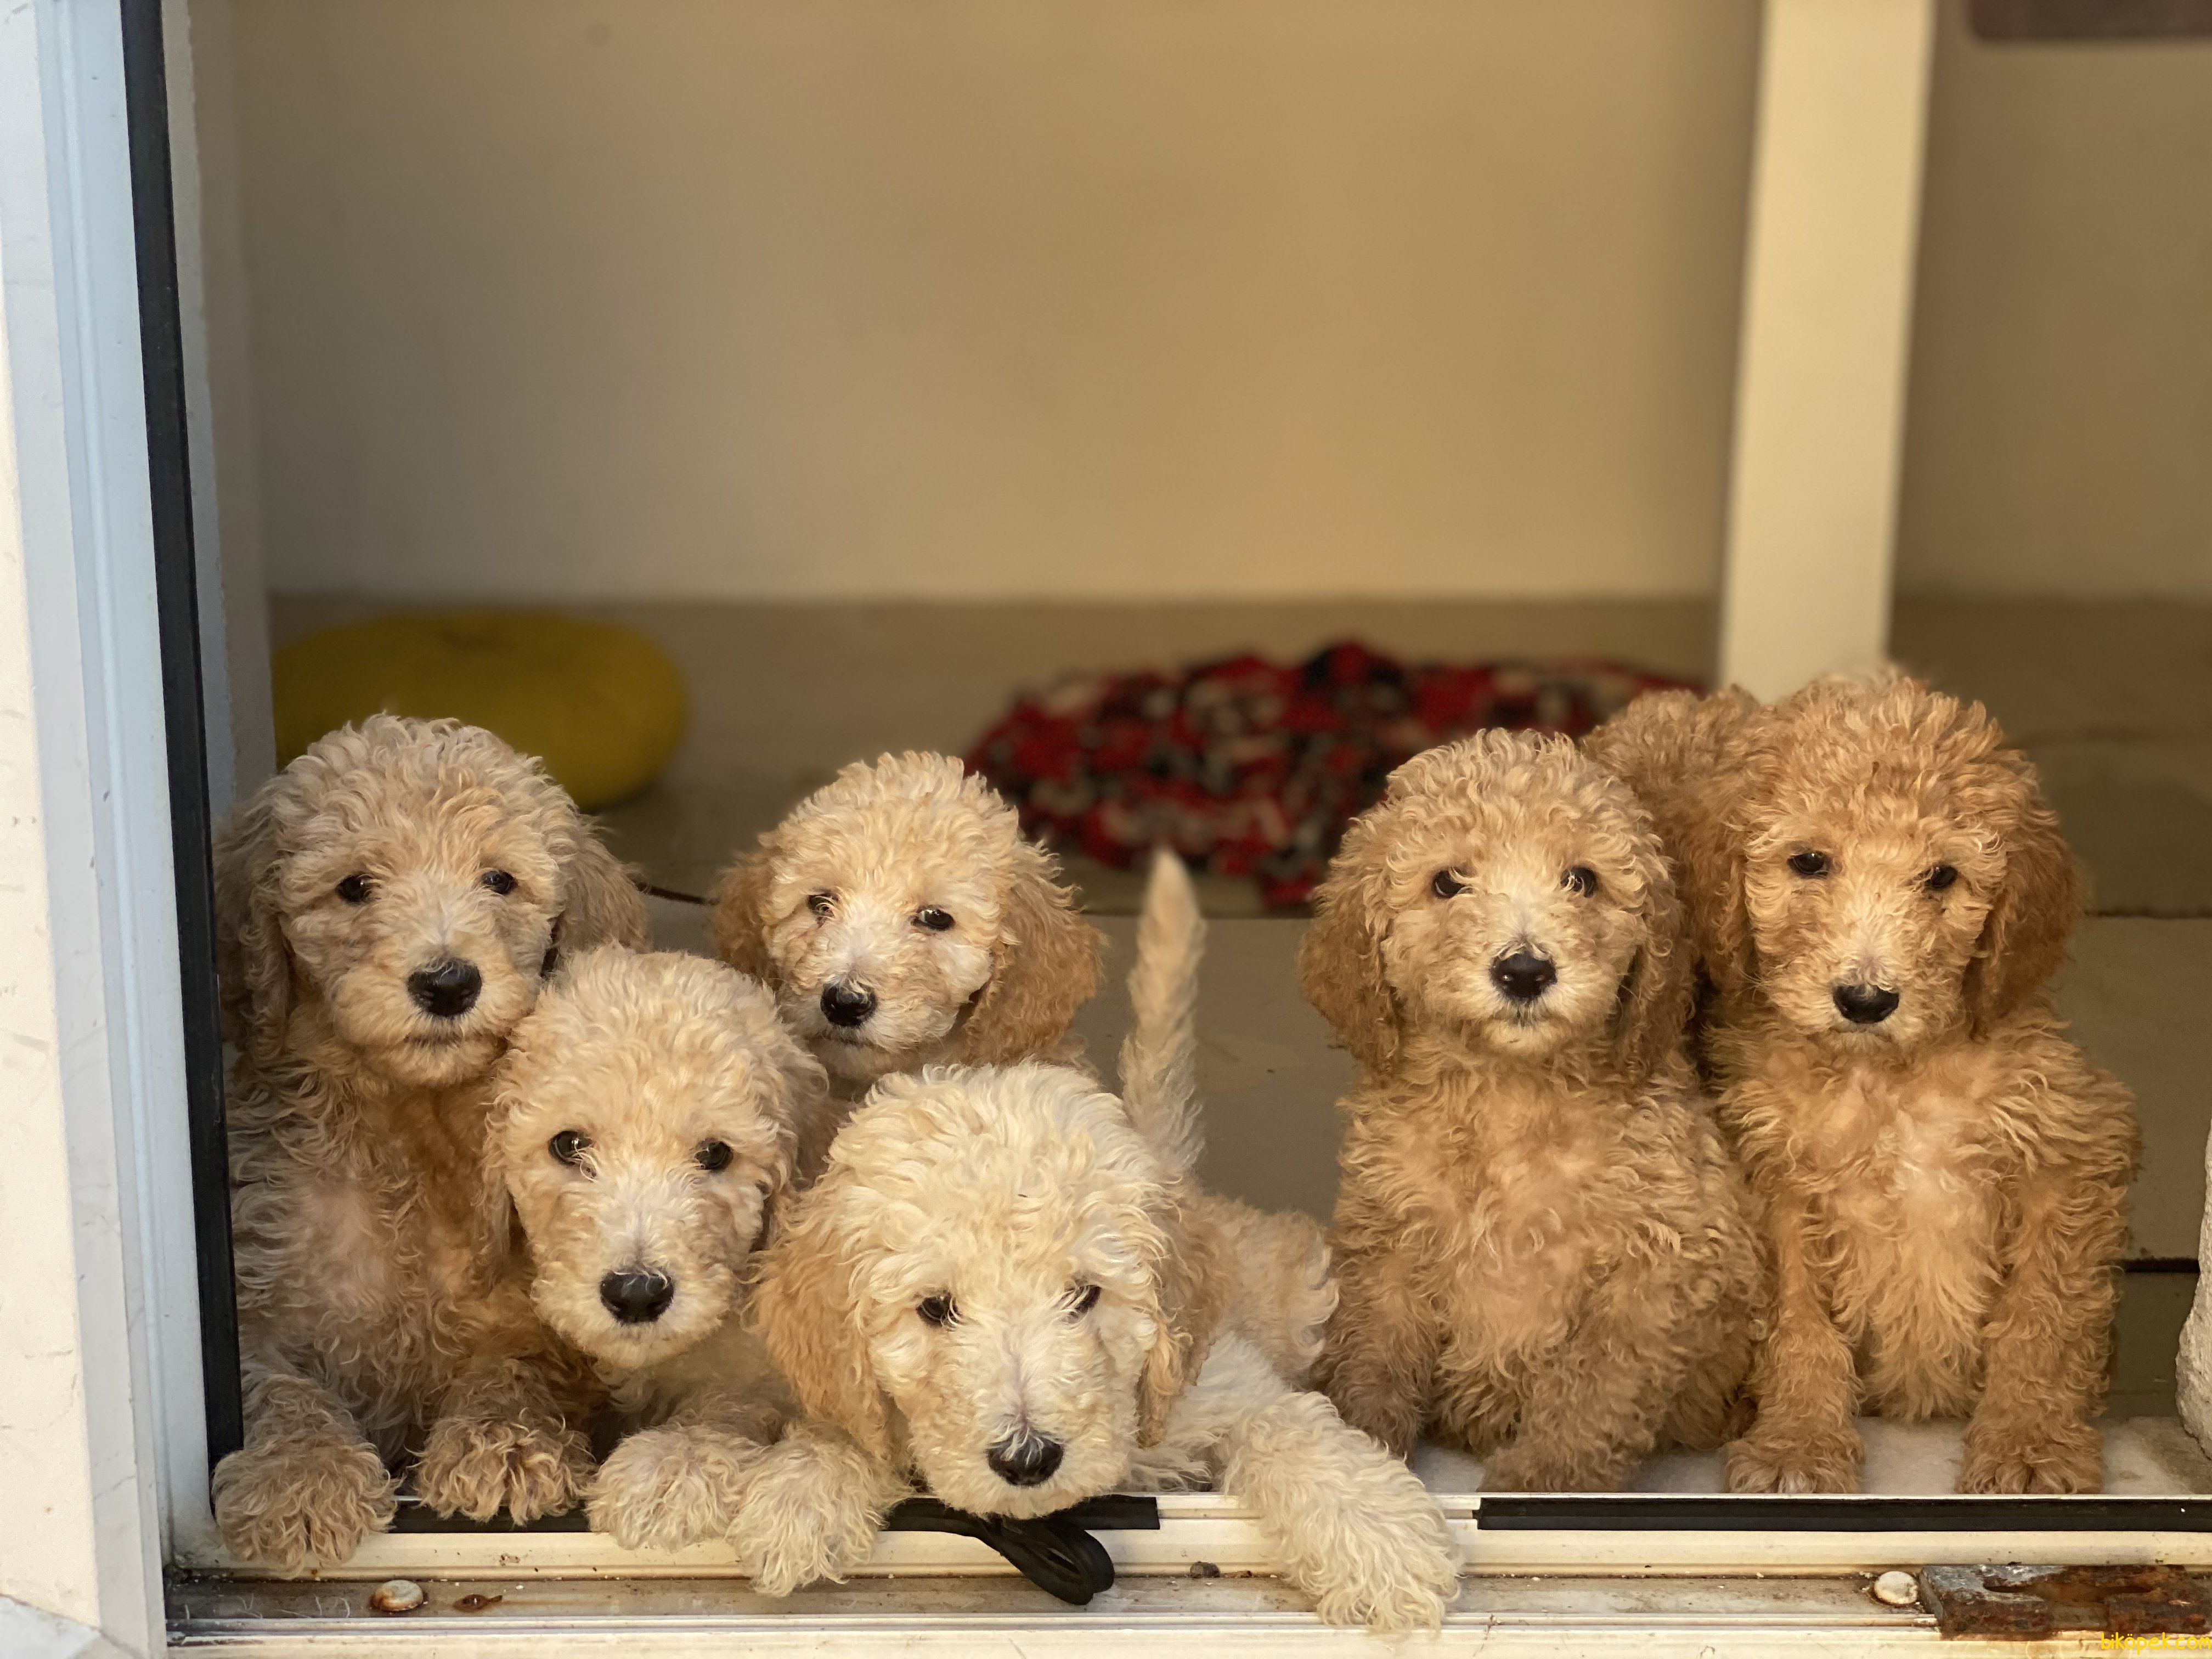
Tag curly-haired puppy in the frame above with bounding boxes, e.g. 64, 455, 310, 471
484, 946, 828, 1551
1590, 676, 2140, 1494
211, 716, 651, 1571
709, 753, 1106, 1102
1300, 731, 1766, 1492
742, 856, 1459, 1628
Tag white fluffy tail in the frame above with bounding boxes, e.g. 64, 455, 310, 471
1119, 848, 1206, 1176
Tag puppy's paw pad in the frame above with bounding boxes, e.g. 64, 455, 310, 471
1959, 1423, 2102, 1494
416, 1417, 592, 1524
213, 1437, 399, 1573
590, 1428, 763, 1553
1723, 1430, 1862, 1495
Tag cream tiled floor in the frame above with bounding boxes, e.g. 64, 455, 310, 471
275, 592, 2212, 1420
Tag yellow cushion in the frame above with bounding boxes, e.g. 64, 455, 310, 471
273, 612, 687, 810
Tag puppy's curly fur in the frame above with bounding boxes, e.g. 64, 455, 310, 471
743, 855, 1459, 1628
1301, 732, 1766, 1492
709, 753, 1105, 1101
211, 716, 650, 1571
1589, 676, 2141, 1494
484, 946, 830, 1552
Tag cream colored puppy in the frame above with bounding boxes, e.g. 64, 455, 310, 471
742, 857, 1459, 1629
710, 753, 1105, 1101
486, 946, 828, 1550
212, 716, 649, 1572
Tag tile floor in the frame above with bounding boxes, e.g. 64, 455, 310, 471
273, 592, 2212, 1431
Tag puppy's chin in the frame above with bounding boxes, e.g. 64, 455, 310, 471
1422, 994, 1578, 1060
364, 1029, 507, 1089
812, 1031, 910, 1087
533, 1282, 730, 1372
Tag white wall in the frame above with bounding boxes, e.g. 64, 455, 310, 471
228, 0, 1761, 602
1898, 9, 2212, 598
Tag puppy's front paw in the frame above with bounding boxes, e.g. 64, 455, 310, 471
1724, 1425, 1863, 1494
1305, 1488, 1460, 1631
415, 1414, 593, 1523
726, 1436, 891, 1597
213, 1434, 399, 1573
1958, 1416, 2102, 1494
589, 1426, 765, 1553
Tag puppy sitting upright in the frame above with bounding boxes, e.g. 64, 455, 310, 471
1592, 676, 2140, 1494
484, 947, 828, 1551
1300, 731, 1765, 1492
709, 753, 1105, 1106
212, 716, 650, 1571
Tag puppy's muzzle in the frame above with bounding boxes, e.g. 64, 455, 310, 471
408, 957, 482, 1018
1489, 949, 1557, 1005
1832, 982, 1900, 1025
985, 1430, 1064, 1488
821, 980, 877, 1029
599, 1267, 675, 1325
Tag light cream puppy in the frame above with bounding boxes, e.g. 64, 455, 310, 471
1300, 732, 1767, 1492
743, 857, 1459, 1630
1592, 676, 2140, 1494
710, 753, 1105, 1102
211, 716, 650, 1573
486, 946, 828, 1550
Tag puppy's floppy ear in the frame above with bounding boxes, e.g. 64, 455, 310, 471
212, 779, 295, 1065
760, 1022, 836, 1189
708, 850, 777, 981
1588, 687, 1762, 1003
1296, 816, 1401, 1073
1611, 860, 1697, 1086
1135, 1188, 1227, 1447
752, 1171, 894, 1463
957, 840, 1107, 1064
556, 822, 651, 953
1963, 760, 2080, 1036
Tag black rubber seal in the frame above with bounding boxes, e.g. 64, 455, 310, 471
118, 0, 243, 1467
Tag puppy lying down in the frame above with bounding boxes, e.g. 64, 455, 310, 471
483, 946, 830, 1548
746, 854, 1461, 1629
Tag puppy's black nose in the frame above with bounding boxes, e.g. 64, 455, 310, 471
1833, 983, 1901, 1025
986, 1431, 1064, 1488
1489, 950, 1558, 1004
599, 1268, 675, 1325
408, 958, 482, 1018
821, 981, 877, 1029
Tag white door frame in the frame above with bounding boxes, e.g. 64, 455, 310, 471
0, 0, 210, 1652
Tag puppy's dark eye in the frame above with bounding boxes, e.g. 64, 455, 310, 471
1787, 851, 1831, 878
695, 1139, 733, 1173
1926, 864, 1959, 893
1068, 1283, 1101, 1318
914, 907, 955, 932
1431, 869, 1467, 899
481, 870, 517, 896
806, 891, 834, 918
917, 1294, 956, 1328
335, 874, 373, 905
549, 1130, 590, 1166
1562, 866, 1599, 897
